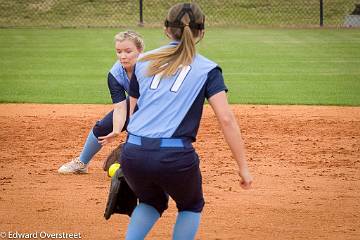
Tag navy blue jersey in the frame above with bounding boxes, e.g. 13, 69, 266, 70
128, 43, 227, 140
108, 61, 130, 103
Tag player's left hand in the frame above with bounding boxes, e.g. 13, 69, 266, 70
98, 132, 119, 146
238, 168, 253, 190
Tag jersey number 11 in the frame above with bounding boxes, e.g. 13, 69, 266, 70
150, 66, 191, 93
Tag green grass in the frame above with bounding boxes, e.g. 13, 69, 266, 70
0, 28, 359, 105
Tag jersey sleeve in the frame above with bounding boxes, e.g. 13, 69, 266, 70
129, 68, 140, 99
107, 72, 127, 103
205, 66, 228, 99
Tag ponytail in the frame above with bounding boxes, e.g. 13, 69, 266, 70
140, 3, 204, 78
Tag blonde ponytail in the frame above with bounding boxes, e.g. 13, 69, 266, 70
140, 3, 204, 77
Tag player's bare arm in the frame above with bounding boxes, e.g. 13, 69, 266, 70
98, 100, 127, 146
129, 96, 138, 116
208, 91, 253, 189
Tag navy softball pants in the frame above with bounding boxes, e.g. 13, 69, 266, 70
120, 137, 205, 216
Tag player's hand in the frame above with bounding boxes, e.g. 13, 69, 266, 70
98, 132, 119, 146
238, 168, 253, 190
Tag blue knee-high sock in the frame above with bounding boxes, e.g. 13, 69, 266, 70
125, 203, 160, 240
79, 130, 102, 164
172, 211, 201, 240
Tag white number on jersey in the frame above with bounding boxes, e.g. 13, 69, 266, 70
150, 65, 191, 93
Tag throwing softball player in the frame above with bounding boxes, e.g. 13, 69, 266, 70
58, 30, 144, 174
120, 3, 253, 239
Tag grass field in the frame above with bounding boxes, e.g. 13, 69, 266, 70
0, 28, 359, 105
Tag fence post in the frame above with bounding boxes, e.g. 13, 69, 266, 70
139, 0, 144, 27
320, 0, 324, 27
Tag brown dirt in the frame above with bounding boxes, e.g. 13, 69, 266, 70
0, 104, 359, 240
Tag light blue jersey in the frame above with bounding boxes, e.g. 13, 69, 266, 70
127, 46, 218, 138
109, 61, 130, 93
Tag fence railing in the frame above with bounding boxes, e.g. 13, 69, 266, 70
0, 0, 359, 28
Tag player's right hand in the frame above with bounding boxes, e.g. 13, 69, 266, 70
238, 168, 253, 190
98, 132, 119, 146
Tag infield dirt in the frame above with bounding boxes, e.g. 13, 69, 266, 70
0, 104, 359, 239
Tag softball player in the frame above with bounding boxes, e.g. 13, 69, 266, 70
120, 3, 253, 240
58, 30, 144, 174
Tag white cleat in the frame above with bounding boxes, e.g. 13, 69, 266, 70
58, 157, 88, 174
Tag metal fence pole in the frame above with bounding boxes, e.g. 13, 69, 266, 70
320, 0, 324, 27
139, 0, 144, 27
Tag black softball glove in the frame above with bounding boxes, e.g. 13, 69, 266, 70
104, 168, 137, 219
103, 143, 123, 172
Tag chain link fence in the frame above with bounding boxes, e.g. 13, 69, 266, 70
0, 0, 359, 28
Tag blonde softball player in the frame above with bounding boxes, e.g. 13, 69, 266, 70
58, 30, 144, 174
